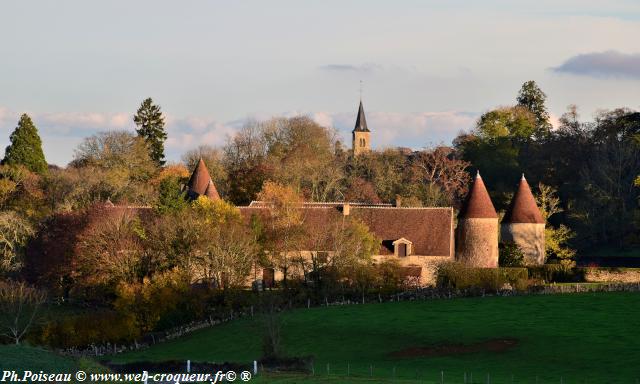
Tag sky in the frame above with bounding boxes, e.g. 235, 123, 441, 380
1, 0, 640, 166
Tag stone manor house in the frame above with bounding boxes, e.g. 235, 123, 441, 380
186, 101, 546, 285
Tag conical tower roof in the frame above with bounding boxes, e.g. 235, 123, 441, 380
204, 180, 221, 201
353, 101, 369, 132
503, 174, 544, 224
187, 158, 220, 200
459, 171, 498, 219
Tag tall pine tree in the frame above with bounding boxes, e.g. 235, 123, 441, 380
2, 114, 47, 174
133, 98, 167, 166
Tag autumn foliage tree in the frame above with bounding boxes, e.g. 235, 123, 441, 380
257, 181, 305, 285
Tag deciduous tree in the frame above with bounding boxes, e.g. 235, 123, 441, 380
0, 211, 34, 274
0, 281, 46, 344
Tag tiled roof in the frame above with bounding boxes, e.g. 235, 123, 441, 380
247, 201, 392, 208
239, 205, 453, 257
187, 158, 220, 200
204, 180, 221, 201
502, 175, 544, 224
459, 172, 498, 219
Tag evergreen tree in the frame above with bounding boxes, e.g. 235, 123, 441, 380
2, 114, 48, 174
516, 81, 552, 140
133, 98, 167, 166
156, 176, 188, 214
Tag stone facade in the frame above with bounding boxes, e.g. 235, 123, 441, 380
353, 130, 371, 156
501, 175, 546, 265
457, 218, 499, 268
501, 223, 545, 265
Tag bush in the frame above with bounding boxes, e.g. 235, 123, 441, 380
32, 310, 140, 348
527, 264, 585, 283
499, 241, 525, 267
436, 262, 529, 292
114, 269, 190, 333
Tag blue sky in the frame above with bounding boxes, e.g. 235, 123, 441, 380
1, 0, 640, 165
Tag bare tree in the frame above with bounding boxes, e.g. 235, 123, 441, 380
0, 281, 46, 344
411, 146, 471, 206
76, 208, 144, 285
0, 211, 34, 274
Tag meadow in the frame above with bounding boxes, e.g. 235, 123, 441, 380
109, 292, 640, 383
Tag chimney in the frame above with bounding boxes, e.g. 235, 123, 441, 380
342, 203, 350, 216
395, 196, 402, 207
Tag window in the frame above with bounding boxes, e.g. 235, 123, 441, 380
263, 268, 275, 288
392, 238, 413, 257
398, 243, 407, 257
316, 251, 328, 263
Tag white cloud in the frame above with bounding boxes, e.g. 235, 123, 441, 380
1, 106, 478, 166
312, 110, 477, 150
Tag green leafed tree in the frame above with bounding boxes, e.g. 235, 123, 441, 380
133, 98, 167, 166
517, 81, 552, 140
2, 114, 48, 174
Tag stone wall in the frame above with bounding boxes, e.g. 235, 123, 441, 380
372, 254, 455, 286
254, 251, 454, 287
584, 268, 640, 283
456, 218, 499, 268
501, 223, 545, 265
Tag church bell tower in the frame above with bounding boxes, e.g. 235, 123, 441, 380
352, 100, 371, 156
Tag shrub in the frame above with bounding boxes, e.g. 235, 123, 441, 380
113, 268, 189, 333
527, 264, 585, 283
499, 241, 525, 267
436, 262, 529, 292
33, 310, 139, 348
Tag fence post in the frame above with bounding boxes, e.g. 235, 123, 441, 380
253, 360, 257, 375
370, 364, 373, 377
187, 360, 190, 373
441, 370, 444, 383
326, 363, 330, 375
487, 373, 490, 384
347, 363, 350, 376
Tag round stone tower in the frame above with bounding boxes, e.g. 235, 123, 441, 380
456, 171, 499, 268
501, 174, 545, 265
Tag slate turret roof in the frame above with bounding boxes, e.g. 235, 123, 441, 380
353, 101, 370, 132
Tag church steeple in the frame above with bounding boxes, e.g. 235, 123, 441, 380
353, 101, 370, 132
352, 100, 371, 155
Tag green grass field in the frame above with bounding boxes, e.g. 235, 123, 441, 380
110, 292, 640, 383
0, 344, 78, 371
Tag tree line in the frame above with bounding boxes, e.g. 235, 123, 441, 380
0, 82, 639, 346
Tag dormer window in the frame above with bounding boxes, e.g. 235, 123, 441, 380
392, 238, 413, 257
